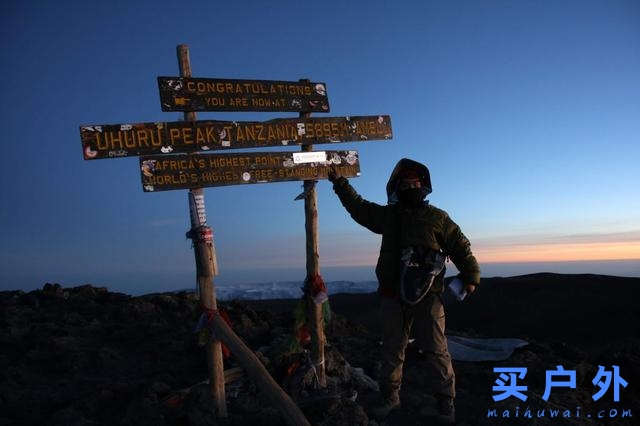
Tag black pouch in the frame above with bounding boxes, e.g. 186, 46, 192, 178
399, 246, 446, 305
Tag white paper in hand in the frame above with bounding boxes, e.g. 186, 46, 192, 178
448, 277, 467, 301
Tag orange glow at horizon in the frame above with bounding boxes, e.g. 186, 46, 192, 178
475, 241, 640, 263
321, 241, 640, 267
316, 231, 640, 267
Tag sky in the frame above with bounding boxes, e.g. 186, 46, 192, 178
1, 0, 639, 294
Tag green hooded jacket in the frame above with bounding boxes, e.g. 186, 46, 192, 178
331, 158, 480, 297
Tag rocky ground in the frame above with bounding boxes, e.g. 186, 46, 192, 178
1, 273, 639, 425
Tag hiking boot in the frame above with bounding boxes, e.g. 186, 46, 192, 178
371, 395, 401, 419
435, 395, 455, 424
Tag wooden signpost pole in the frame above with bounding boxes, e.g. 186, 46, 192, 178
299, 79, 327, 388
177, 44, 227, 417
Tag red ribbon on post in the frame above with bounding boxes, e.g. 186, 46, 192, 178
186, 225, 213, 243
304, 273, 328, 304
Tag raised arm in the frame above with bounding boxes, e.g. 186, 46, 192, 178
331, 175, 387, 234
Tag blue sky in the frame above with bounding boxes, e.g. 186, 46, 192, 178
1, 0, 639, 293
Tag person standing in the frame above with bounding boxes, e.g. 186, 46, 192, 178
328, 158, 480, 423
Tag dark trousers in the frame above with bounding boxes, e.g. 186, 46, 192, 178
379, 292, 455, 400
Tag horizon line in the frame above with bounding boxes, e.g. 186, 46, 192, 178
217, 257, 640, 271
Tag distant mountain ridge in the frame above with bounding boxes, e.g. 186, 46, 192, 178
173, 271, 640, 301
175, 279, 379, 300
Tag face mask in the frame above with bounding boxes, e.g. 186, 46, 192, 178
397, 188, 425, 207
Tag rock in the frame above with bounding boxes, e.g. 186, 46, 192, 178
50, 407, 100, 426
73, 285, 98, 298
349, 366, 379, 392
182, 384, 219, 426
3, 275, 640, 425
120, 394, 164, 426
318, 399, 368, 426
325, 345, 350, 381
149, 381, 171, 396
43, 283, 64, 296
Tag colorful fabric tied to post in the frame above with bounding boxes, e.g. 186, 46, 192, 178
305, 273, 328, 304
186, 226, 213, 243
287, 274, 331, 352
194, 308, 232, 358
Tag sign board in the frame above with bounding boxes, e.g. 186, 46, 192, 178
158, 77, 330, 112
139, 150, 360, 192
80, 116, 392, 160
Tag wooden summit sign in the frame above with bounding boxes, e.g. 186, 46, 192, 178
80, 115, 392, 160
158, 77, 330, 112
139, 150, 360, 192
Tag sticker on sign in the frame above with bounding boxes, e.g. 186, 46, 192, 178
293, 151, 327, 164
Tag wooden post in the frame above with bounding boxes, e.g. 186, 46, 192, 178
210, 316, 312, 426
299, 79, 327, 388
178, 44, 227, 417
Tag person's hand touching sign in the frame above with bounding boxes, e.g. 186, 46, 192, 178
328, 165, 341, 183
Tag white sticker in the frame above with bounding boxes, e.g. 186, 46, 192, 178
346, 152, 358, 165
120, 124, 132, 131
219, 129, 231, 147
293, 151, 327, 164
141, 160, 156, 177
297, 123, 306, 136
329, 153, 342, 164
144, 185, 155, 191
242, 172, 251, 181
160, 146, 173, 153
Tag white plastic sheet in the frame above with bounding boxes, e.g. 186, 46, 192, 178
446, 336, 529, 362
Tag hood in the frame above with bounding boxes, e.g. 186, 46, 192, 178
386, 158, 432, 204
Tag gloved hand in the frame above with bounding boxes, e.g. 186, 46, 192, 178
328, 165, 341, 183
464, 284, 477, 295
